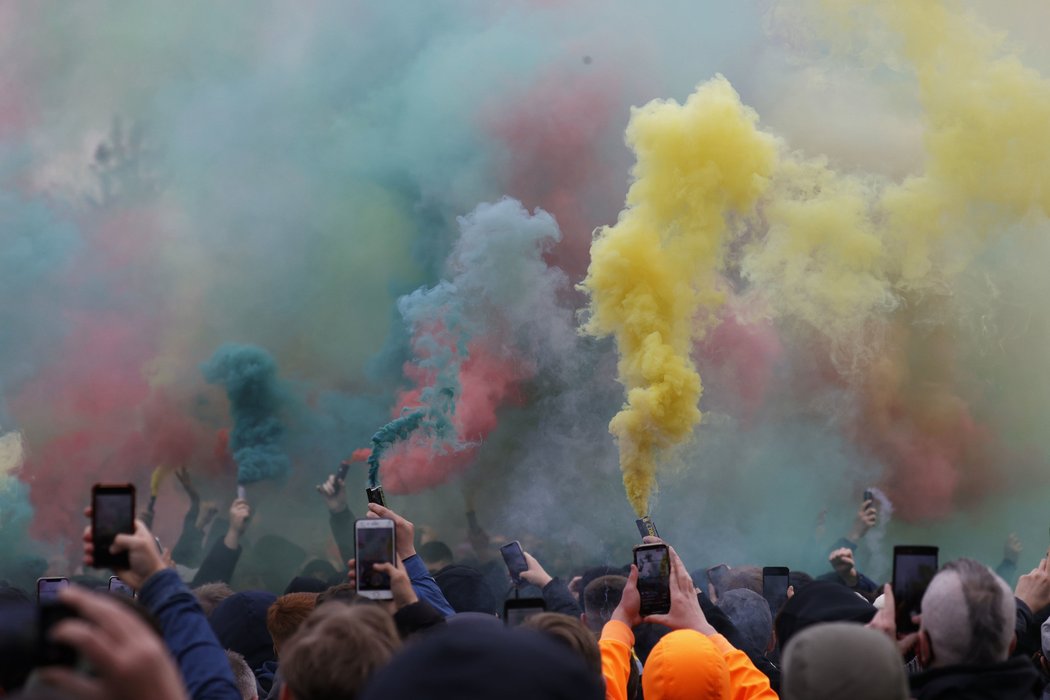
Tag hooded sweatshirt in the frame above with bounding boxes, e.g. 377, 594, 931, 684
599, 620, 777, 700
781, 622, 908, 700
910, 656, 1042, 700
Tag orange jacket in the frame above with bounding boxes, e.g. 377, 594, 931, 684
599, 620, 779, 700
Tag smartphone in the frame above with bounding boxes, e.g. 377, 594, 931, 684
893, 545, 939, 634
37, 602, 78, 667
863, 489, 873, 503
91, 484, 135, 570
635, 515, 659, 540
36, 577, 70, 605
634, 543, 671, 616
503, 597, 546, 626
355, 518, 395, 600
108, 576, 135, 597
366, 485, 387, 508
500, 541, 529, 584
762, 566, 790, 615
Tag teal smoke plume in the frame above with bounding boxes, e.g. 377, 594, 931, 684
202, 343, 290, 485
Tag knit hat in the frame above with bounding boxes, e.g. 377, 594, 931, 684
782, 622, 908, 700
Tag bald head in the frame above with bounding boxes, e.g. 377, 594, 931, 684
920, 558, 1014, 667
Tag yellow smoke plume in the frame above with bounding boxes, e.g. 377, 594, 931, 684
581, 76, 777, 515
743, 0, 1050, 360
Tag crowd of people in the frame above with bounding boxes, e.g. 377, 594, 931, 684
3, 468, 1050, 700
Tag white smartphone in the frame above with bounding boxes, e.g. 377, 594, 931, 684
355, 518, 396, 600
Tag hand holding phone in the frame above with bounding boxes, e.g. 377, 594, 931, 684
893, 545, 939, 633
91, 484, 135, 570
500, 541, 529, 585
762, 567, 790, 615
634, 543, 671, 616
355, 518, 396, 600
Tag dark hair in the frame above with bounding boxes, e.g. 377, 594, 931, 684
419, 541, 455, 566
582, 575, 626, 632
576, 565, 629, 606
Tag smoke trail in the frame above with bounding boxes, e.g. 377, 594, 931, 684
366, 409, 425, 488
202, 344, 290, 486
580, 77, 777, 515
378, 198, 573, 492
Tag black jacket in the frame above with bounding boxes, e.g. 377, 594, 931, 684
910, 656, 1042, 699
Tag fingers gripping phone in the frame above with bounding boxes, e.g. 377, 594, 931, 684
634, 543, 671, 616
893, 545, 939, 634
36, 577, 70, 605
500, 541, 529, 584
762, 567, 790, 616
355, 518, 395, 600
92, 484, 135, 570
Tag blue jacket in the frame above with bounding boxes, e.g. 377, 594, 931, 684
139, 568, 241, 700
403, 554, 455, 617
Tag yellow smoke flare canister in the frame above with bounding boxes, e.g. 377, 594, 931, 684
581, 76, 777, 516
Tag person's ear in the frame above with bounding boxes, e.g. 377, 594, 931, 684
1009, 632, 1017, 655
918, 630, 934, 667
580, 612, 589, 627
279, 683, 293, 700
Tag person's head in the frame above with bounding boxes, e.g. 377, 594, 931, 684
643, 629, 731, 700
226, 649, 259, 700
720, 566, 762, 597
194, 582, 235, 617
360, 619, 604, 700
918, 558, 1015, 668
267, 592, 318, 657
576, 565, 628, 606
434, 565, 499, 615
581, 575, 626, 634
299, 558, 338, 583
279, 604, 400, 700
782, 622, 908, 700
774, 580, 875, 651
315, 582, 364, 607
522, 612, 601, 675
210, 591, 278, 672
418, 541, 454, 573
717, 588, 774, 654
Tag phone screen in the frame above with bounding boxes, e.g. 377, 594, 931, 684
762, 567, 790, 615
504, 599, 546, 626
893, 546, 939, 633
92, 485, 135, 570
500, 541, 528, 583
37, 578, 70, 605
355, 521, 395, 595
108, 576, 134, 597
635, 544, 671, 616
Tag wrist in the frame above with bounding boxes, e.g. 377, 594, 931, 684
224, 529, 240, 549
328, 503, 348, 514
398, 547, 417, 561
611, 608, 638, 628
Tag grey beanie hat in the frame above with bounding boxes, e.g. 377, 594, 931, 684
782, 622, 908, 700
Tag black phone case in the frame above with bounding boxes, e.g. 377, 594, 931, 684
366, 486, 387, 507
